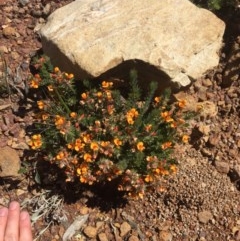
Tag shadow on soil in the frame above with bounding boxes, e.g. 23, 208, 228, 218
22, 151, 128, 212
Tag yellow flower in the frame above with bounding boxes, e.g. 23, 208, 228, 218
161, 141, 172, 150
182, 135, 190, 143
28, 134, 42, 150
37, 101, 45, 110
114, 138, 122, 147
90, 142, 99, 151
137, 142, 145, 152
178, 99, 187, 108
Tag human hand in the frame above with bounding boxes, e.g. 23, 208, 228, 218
0, 201, 33, 241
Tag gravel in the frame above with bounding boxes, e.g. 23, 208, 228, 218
0, 0, 239, 240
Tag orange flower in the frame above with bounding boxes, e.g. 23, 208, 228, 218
126, 116, 134, 125
114, 138, 122, 147
154, 96, 161, 103
67, 143, 74, 150
56, 151, 66, 160
54, 67, 60, 73
145, 124, 152, 132
105, 90, 112, 100
129, 108, 139, 118
90, 142, 99, 151
161, 142, 172, 150
64, 73, 74, 80
138, 191, 144, 199
97, 92, 103, 98
82, 134, 91, 143
70, 112, 77, 118
145, 175, 153, 183
100, 141, 110, 147
41, 113, 49, 121
102, 81, 113, 89
81, 92, 88, 100
146, 156, 153, 162
107, 105, 114, 115
170, 122, 177, 128
55, 115, 66, 129
30, 80, 39, 89
182, 135, 190, 143
178, 99, 187, 108
28, 134, 42, 150
74, 139, 85, 151
137, 142, 145, 152
126, 108, 139, 125
47, 85, 54, 92
37, 101, 45, 110
67, 73, 74, 79
161, 111, 174, 122
170, 165, 177, 174
83, 153, 92, 162
155, 167, 169, 176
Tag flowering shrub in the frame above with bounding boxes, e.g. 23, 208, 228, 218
28, 55, 191, 198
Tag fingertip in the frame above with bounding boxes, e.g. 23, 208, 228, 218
0, 207, 8, 217
20, 210, 30, 221
20, 211, 33, 241
9, 201, 20, 211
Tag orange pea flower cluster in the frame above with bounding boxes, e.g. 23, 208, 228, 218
28, 134, 42, 150
29, 57, 194, 198
126, 108, 139, 125
29, 74, 42, 89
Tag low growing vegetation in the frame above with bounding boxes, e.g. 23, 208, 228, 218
28, 56, 193, 198
190, 0, 238, 11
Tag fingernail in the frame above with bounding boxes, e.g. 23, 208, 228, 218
0, 208, 8, 217
9, 201, 19, 211
20, 211, 29, 221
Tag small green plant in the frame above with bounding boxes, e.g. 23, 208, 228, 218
190, 0, 237, 10
28, 55, 191, 198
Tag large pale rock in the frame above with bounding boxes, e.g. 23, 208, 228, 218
40, 0, 225, 89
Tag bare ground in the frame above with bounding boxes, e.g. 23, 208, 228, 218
0, 0, 240, 240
